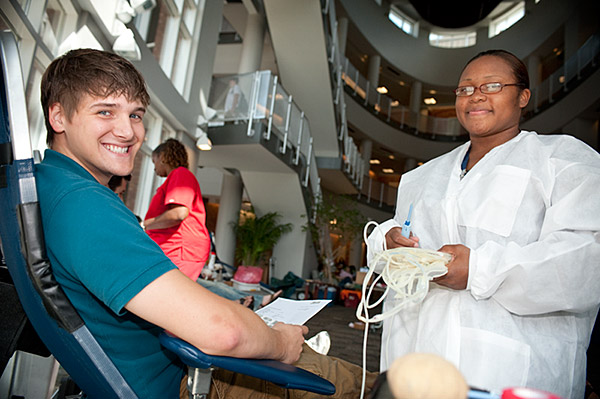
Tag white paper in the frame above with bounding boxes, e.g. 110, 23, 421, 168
255, 298, 331, 326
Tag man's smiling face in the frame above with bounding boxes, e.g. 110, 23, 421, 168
48, 93, 146, 185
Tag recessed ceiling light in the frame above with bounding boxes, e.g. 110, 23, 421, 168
377, 86, 388, 94
370, 159, 381, 164
382, 168, 394, 173
424, 97, 437, 105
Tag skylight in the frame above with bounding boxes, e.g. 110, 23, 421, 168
389, 5, 418, 38
489, 1, 525, 38
429, 31, 476, 48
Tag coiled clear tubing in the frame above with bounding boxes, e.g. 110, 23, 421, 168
356, 221, 451, 399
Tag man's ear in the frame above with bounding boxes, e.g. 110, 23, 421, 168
48, 103, 66, 133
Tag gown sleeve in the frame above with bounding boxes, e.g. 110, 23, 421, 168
468, 158, 600, 315
366, 210, 403, 272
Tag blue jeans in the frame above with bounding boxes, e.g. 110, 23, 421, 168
197, 279, 264, 311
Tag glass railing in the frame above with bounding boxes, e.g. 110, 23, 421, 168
525, 33, 600, 115
360, 177, 397, 209
324, 7, 366, 187
207, 71, 322, 213
341, 57, 468, 139
341, 34, 600, 138
322, 1, 397, 208
333, 33, 599, 208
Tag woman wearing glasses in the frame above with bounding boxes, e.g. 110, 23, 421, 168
367, 50, 600, 397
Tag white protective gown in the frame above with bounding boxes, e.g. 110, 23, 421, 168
367, 131, 600, 398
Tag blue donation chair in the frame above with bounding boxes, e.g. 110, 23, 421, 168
0, 31, 335, 398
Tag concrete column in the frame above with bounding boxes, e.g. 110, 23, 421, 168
409, 81, 422, 113
563, 118, 598, 151
215, 172, 243, 265
367, 54, 381, 89
527, 54, 541, 87
337, 17, 348, 57
524, 0, 536, 14
360, 139, 372, 176
476, 26, 487, 45
564, 10, 579, 62
238, 12, 266, 74
191, 0, 223, 122
404, 158, 417, 173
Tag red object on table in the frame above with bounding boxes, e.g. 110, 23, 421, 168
340, 289, 361, 308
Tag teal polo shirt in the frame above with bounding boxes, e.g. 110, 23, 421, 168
36, 150, 183, 398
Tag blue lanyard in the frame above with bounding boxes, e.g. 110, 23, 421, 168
460, 146, 471, 179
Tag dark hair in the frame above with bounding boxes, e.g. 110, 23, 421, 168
153, 138, 189, 169
463, 49, 530, 90
108, 174, 132, 192
41, 48, 150, 147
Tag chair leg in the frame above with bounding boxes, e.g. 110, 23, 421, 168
187, 366, 213, 399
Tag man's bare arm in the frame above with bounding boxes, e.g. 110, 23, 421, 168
125, 269, 307, 363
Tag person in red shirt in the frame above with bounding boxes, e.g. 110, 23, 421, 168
144, 139, 210, 281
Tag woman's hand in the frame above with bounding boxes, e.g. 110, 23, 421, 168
385, 226, 419, 249
433, 244, 470, 290
144, 204, 189, 231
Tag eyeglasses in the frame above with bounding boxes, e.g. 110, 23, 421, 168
454, 82, 524, 97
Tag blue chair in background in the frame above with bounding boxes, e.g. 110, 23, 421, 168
0, 31, 334, 398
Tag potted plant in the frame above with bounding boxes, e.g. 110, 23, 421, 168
303, 192, 367, 283
232, 208, 293, 283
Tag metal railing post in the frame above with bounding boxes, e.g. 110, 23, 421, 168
304, 137, 313, 187
400, 108, 405, 128
295, 112, 304, 165
265, 75, 278, 140
415, 113, 420, 135
246, 71, 261, 137
281, 95, 292, 154
338, 103, 346, 140
334, 65, 342, 105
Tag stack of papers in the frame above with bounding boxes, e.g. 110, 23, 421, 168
255, 298, 331, 326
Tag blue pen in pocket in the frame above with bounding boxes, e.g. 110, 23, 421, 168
401, 204, 413, 238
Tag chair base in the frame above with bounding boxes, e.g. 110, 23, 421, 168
188, 366, 213, 399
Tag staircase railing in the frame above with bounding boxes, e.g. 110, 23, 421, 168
207, 71, 322, 214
